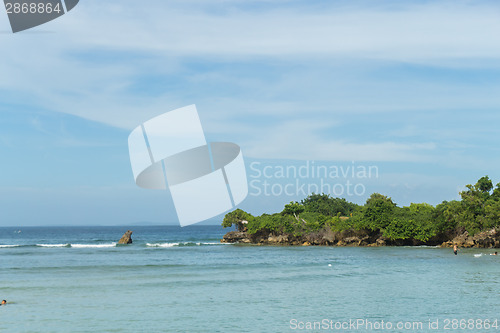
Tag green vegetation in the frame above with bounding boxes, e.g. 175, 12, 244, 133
222, 209, 254, 231
222, 176, 500, 243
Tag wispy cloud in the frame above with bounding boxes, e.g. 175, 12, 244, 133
241, 118, 437, 162
2, 0, 500, 224
1, 0, 500, 164
57, 0, 500, 60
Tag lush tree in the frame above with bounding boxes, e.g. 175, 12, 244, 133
408, 202, 434, 215
383, 204, 437, 242
458, 176, 495, 234
477, 176, 493, 194
484, 200, 500, 229
433, 200, 460, 233
383, 217, 414, 240
361, 193, 396, 231
490, 183, 500, 201
247, 214, 295, 234
222, 209, 253, 231
282, 201, 305, 220
328, 215, 353, 232
300, 212, 329, 232
301, 193, 358, 217
486, 182, 500, 228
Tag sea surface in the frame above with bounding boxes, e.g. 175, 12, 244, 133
0, 225, 499, 333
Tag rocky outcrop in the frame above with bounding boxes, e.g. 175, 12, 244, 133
118, 230, 133, 244
222, 227, 500, 248
221, 231, 252, 243
221, 227, 381, 246
441, 228, 500, 249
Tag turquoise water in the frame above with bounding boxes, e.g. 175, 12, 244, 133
1, 226, 498, 332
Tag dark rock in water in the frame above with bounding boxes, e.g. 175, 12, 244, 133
118, 230, 133, 244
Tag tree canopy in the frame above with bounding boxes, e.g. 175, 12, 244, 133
222, 209, 253, 231
222, 176, 500, 242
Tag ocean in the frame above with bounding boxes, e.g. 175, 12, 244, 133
0, 226, 498, 333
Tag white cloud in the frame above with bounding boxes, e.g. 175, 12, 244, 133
47, 0, 500, 61
1, 0, 500, 163
240, 119, 437, 162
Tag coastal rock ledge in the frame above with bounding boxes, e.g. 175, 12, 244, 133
221, 227, 500, 248
118, 230, 133, 244
221, 228, 386, 246
442, 228, 500, 248
220, 231, 252, 244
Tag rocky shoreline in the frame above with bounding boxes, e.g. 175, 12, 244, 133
221, 227, 500, 248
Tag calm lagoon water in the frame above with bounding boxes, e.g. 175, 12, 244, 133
1, 226, 498, 332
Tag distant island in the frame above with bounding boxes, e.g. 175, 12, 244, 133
221, 176, 500, 248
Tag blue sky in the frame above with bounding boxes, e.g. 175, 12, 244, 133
1, 0, 500, 226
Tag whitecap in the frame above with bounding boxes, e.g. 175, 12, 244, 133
71, 243, 117, 248
0, 244, 20, 248
37, 244, 70, 248
146, 242, 179, 248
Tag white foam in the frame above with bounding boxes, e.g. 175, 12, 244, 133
0, 244, 20, 248
146, 242, 179, 248
474, 253, 483, 257
37, 244, 70, 248
71, 243, 117, 248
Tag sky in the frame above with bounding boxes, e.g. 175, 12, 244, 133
1, 0, 500, 226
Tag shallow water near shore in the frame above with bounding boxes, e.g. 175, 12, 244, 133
1, 226, 498, 332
